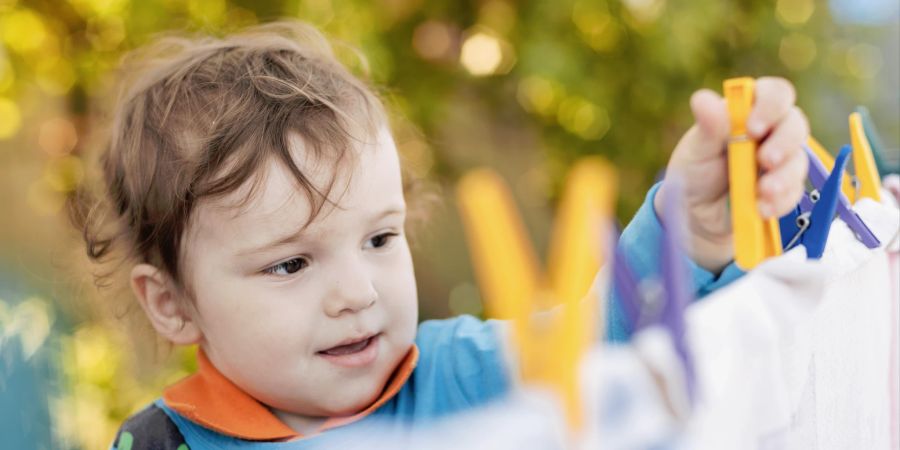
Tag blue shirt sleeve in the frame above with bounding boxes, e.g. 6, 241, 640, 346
606, 182, 746, 342
406, 315, 512, 417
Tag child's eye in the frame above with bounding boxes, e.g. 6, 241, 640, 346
264, 257, 309, 276
366, 232, 399, 249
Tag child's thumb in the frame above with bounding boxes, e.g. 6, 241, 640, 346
686, 89, 731, 160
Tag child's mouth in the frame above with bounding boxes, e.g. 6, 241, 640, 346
317, 333, 381, 368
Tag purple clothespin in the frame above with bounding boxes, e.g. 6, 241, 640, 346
613, 246, 642, 333
804, 145, 880, 248
659, 176, 696, 404
610, 179, 696, 403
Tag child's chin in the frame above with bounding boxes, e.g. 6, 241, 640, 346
324, 382, 383, 415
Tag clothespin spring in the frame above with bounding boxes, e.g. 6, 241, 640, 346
783, 212, 811, 251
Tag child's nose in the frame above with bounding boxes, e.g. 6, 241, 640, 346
323, 268, 378, 317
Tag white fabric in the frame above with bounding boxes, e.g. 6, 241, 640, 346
889, 246, 900, 450
580, 342, 684, 449
683, 196, 900, 449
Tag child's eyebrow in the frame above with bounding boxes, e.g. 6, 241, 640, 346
236, 206, 406, 257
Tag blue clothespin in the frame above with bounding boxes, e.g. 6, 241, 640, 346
779, 194, 812, 249
780, 146, 854, 258
805, 145, 880, 249
803, 146, 849, 257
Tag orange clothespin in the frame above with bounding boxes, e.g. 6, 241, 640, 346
848, 112, 882, 202
807, 136, 856, 202
724, 77, 782, 270
456, 157, 616, 432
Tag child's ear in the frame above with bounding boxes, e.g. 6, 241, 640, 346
130, 263, 202, 345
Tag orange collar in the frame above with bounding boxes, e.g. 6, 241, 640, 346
162, 345, 419, 441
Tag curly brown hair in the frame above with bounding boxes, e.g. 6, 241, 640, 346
71, 20, 401, 296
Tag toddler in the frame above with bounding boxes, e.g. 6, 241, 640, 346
78, 20, 809, 449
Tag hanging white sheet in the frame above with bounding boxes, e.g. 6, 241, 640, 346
683, 196, 900, 450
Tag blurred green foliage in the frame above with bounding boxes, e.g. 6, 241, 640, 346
0, 0, 896, 448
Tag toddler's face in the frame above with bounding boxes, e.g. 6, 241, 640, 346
181, 126, 418, 418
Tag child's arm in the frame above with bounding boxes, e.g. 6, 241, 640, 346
608, 78, 809, 341
607, 182, 747, 341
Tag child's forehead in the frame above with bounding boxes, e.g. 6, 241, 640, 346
191, 125, 402, 234
217, 156, 332, 224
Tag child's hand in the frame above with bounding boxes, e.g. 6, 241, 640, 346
654, 77, 810, 273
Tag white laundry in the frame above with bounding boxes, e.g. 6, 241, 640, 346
682, 196, 900, 450
889, 246, 899, 450
580, 340, 685, 450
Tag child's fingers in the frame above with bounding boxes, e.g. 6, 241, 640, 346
758, 147, 808, 218
758, 106, 809, 171
687, 89, 730, 159
747, 77, 797, 139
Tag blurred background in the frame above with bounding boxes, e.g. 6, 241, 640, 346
0, 0, 897, 447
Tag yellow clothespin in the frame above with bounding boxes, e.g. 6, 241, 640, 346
545, 157, 617, 430
547, 157, 617, 310
456, 157, 616, 432
807, 136, 856, 202
724, 77, 782, 270
456, 169, 539, 324
848, 112, 882, 202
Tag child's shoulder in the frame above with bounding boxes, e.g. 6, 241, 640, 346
110, 402, 189, 450
410, 315, 512, 405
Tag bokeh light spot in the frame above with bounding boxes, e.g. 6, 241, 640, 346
0, 57, 13, 93
7, 297, 54, 359
86, 16, 126, 51
412, 20, 456, 62
69, 0, 128, 18
27, 179, 66, 215
572, 2, 621, 51
72, 325, 121, 386
44, 155, 85, 192
779, 33, 817, 71
36, 56, 77, 95
846, 43, 883, 79
0, 97, 22, 139
622, 0, 665, 24
776, 0, 816, 26
557, 97, 610, 140
460, 32, 504, 76
1, 9, 47, 53
39, 118, 79, 156
517, 76, 560, 116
